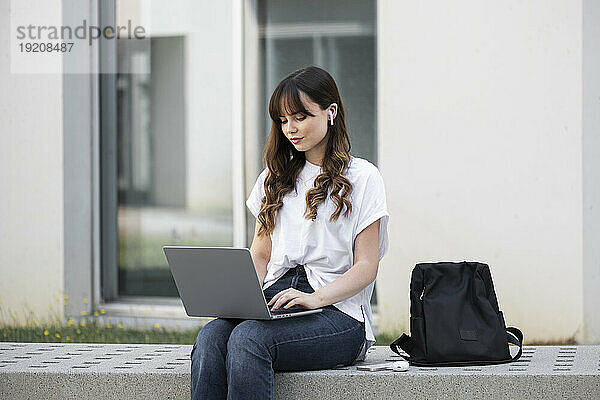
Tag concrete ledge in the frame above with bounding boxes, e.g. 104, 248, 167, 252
1, 342, 599, 399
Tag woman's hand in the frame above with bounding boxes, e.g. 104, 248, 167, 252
267, 288, 322, 311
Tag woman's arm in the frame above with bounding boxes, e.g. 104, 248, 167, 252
312, 218, 380, 307
249, 218, 271, 286
269, 218, 381, 310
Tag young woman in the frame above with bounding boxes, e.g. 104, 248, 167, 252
190, 65, 389, 399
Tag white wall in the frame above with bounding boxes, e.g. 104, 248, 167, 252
377, 0, 585, 343
582, 0, 600, 343
0, 1, 64, 325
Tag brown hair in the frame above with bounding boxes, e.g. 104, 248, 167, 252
257, 65, 353, 237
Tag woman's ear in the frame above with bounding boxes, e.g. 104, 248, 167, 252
329, 103, 338, 118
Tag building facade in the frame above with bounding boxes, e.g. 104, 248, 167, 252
1, 0, 599, 344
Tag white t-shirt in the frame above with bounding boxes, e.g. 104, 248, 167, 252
245, 156, 390, 361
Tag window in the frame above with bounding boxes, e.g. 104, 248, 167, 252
101, 1, 235, 300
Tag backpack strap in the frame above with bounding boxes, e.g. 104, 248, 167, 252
506, 326, 524, 362
390, 333, 413, 356
389, 327, 524, 367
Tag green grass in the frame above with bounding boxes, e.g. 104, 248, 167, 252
0, 322, 578, 347
0, 320, 199, 344
0, 296, 401, 346
373, 331, 399, 346
0, 319, 398, 346
0, 302, 201, 344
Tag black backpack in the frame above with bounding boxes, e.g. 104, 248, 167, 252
390, 261, 523, 367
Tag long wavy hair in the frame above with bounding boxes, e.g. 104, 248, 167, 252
256, 65, 353, 237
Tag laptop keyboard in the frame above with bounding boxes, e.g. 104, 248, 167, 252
270, 306, 306, 314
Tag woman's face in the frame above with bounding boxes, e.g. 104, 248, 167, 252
279, 91, 336, 164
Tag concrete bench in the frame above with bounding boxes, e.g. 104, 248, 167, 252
1, 342, 599, 399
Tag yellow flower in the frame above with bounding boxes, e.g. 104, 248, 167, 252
66, 336, 71, 341
64, 295, 69, 300
64, 300, 68, 305
76, 329, 81, 334
13, 310, 17, 314
106, 323, 112, 328
175, 321, 180, 325
80, 321, 85, 327
93, 311, 99, 317
81, 311, 87, 316
55, 333, 61, 338
44, 330, 49, 336
32, 319, 37, 324
154, 323, 161, 329
22, 322, 27, 327
118, 323, 123, 329
55, 296, 60, 301
67, 320, 74, 326
83, 298, 88, 304
100, 309, 106, 314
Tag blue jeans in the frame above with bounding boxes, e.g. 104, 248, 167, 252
190, 264, 366, 400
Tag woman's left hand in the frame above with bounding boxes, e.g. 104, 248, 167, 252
267, 288, 322, 311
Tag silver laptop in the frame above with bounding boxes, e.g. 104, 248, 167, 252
163, 246, 323, 320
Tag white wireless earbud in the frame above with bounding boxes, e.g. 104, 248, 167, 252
328, 110, 334, 126
392, 361, 409, 372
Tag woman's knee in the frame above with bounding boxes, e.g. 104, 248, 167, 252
226, 320, 273, 358
191, 319, 235, 360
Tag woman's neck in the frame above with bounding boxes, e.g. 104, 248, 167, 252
305, 157, 322, 167
304, 147, 325, 167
